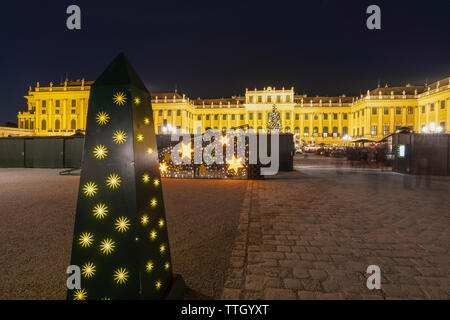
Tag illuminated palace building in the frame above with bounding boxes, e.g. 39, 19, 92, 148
17, 77, 450, 145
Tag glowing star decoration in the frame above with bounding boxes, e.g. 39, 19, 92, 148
226, 155, 244, 174
96, 111, 110, 126
100, 238, 115, 255
114, 267, 129, 284
198, 164, 207, 174
93, 145, 108, 160
141, 215, 149, 226
142, 174, 150, 184
73, 289, 87, 300
180, 142, 193, 160
133, 97, 141, 105
82, 262, 96, 278
137, 134, 144, 142
155, 281, 162, 290
159, 163, 168, 174
145, 261, 154, 273
149, 230, 157, 240
112, 130, 127, 144
153, 179, 160, 187
106, 173, 121, 189
113, 92, 127, 106
93, 203, 108, 219
115, 217, 130, 233
83, 182, 98, 197
150, 198, 158, 208
220, 136, 229, 145
158, 218, 165, 228
144, 118, 150, 125
164, 262, 170, 270
160, 244, 166, 254
147, 147, 153, 155
79, 232, 94, 247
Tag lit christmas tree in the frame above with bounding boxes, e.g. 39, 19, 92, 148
67, 53, 185, 300
267, 104, 281, 133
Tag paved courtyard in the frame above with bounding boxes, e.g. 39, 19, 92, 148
221, 155, 450, 300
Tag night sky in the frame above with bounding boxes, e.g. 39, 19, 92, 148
0, 0, 449, 124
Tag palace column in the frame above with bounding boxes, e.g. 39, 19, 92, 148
291, 111, 294, 133
80, 98, 85, 130
254, 112, 257, 130
435, 103, 439, 125
446, 102, 450, 132
425, 104, 429, 125
378, 108, 383, 136
338, 112, 343, 136
300, 114, 304, 137
48, 99, 53, 131
402, 106, 407, 127
309, 114, 313, 135
389, 107, 395, 133
319, 113, 323, 136
417, 107, 421, 131
36, 100, 41, 132
262, 110, 267, 131
328, 114, 332, 137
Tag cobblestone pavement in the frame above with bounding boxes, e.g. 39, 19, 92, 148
222, 156, 450, 300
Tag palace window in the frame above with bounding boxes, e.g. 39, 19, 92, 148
286, 96, 290, 103
305, 114, 309, 120
430, 104, 435, 112
168, 110, 172, 116
441, 101, 446, 109
206, 115, 210, 120
286, 112, 290, 120
295, 113, 299, 120
396, 107, 401, 115
314, 114, 318, 120
295, 127, 300, 135
232, 114, 235, 120
240, 114, 244, 121
408, 107, 413, 114
304, 127, 309, 136
313, 127, 319, 134
177, 110, 181, 116
324, 113, 328, 120
333, 127, 338, 136
421, 106, 425, 113
41, 119, 46, 130
267, 96, 272, 103
257, 96, 262, 103
223, 114, 227, 120
71, 109, 76, 114
163, 119, 167, 126
343, 113, 348, 120
31, 121, 34, 130
277, 96, 281, 103
197, 115, 201, 120
440, 122, 446, 131
71, 119, 76, 130
55, 119, 60, 130
371, 125, 377, 136
42, 110, 46, 115
55, 109, 60, 114
42, 100, 47, 108
383, 125, 389, 136
249, 113, 253, 120
372, 107, 377, 115
343, 127, 348, 136
71, 99, 76, 107
158, 110, 163, 116
333, 113, 338, 120
55, 100, 60, 108
248, 96, 253, 103
323, 127, 328, 137
214, 115, 218, 120
285, 127, 290, 133
362, 110, 365, 116
258, 113, 262, 120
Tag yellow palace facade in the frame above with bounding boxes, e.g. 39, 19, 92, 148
17, 77, 450, 145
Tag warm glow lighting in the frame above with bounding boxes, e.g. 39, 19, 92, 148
153, 179, 160, 187
144, 118, 150, 125
83, 182, 98, 197
141, 215, 149, 226
96, 111, 110, 126
198, 164, 207, 174
220, 136, 229, 145
112, 130, 128, 144
106, 173, 121, 189
226, 155, 244, 173
155, 281, 162, 290
150, 198, 157, 207
145, 261, 154, 272
158, 218, 165, 228
142, 174, 150, 183
79, 232, 94, 247
113, 92, 127, 106
160, 244, 166, 254
137, 134, 144, 142
115, 217, 130, 233
93, 145, 108, 160
147, 147, 153, 155
150, 230, 157, 240
93, 203, 108, 219
114, 267, 129, 284
82, 262, 96, 278
180, 142, 193, 159
73, 289, 87, 300
100, 238, 115, 254
164, 262, 170, 270
133, 97, 141, 105
159, 163, 168, 173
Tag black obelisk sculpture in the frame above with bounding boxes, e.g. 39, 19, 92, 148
67, 53, 185, 300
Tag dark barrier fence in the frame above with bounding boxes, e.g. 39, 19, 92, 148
392, 133, 450, 176
0, 134, 295, 173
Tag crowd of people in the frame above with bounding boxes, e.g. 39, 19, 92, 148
345, 146, 390, 167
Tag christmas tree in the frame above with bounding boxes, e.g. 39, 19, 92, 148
67, 53, 185, 300
267, 104, 281, 133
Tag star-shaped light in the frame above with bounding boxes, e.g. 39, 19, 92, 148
160, 244, 166, 254
142, 174, 150, 183
150, 198, 157, 207
145, 261, 154, 273
141, 215, 149, 226
179, 142, 193, 160
220, 136, 229, 145
199, 164, 207, 174
114, 267, 129, 284
73, 289, 87, 300
133, 97, 141, 105
226, 155, 244, 173
93, 145, 108, 160
83, 182, 98, 197
144, 118, 150, 125
159, 163, 168, 173
115, 217, 130, 233
93, 203, 108, 219
79, 232, 94, 247
106, 173, 121, 189
112, 130, 127, 144
149, 230, 157, 240
137, 134, 144, 142
147, 147, 153, 155
158, 218, 165, 228
164, 262, 170, 270
100, 238, 115, 254
96, 111, 110, 126
113, 92, 127, 106
81, 262, 96, 278
155, 281, 162, 290
153, 179, 160, 187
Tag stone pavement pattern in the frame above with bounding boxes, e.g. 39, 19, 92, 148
222, 165, 450, 300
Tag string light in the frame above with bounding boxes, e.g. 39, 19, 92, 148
150, 198, 157, 207
145, 261, 154, 272
142, 174, 150, 183
153, 179, 160, 187
150, 230, 157, 240
141, 215, 149, 226
137, 134, 144, 142
160, 244, 166, 254
159, 163, 168, 173
158, 218, 165, 228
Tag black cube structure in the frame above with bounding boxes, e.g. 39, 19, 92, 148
67, 53, 185, 300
